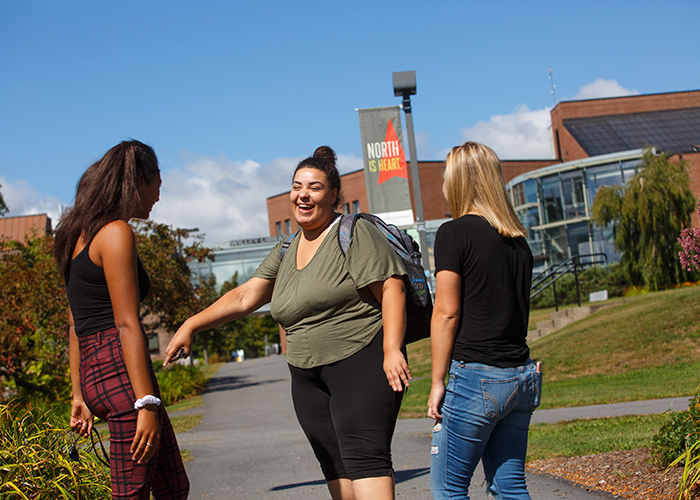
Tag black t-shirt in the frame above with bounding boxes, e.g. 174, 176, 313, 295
434, 215, 533, 368
66, 241, 150, 337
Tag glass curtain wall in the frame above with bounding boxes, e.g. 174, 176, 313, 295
507, 152, 643, 272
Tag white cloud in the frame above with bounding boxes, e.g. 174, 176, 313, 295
572, 78, 640, 100
0, 175, 65, 226
1, 150, 365, 245
459, 105, 554, 160
457, 79, 640, 160
336, 153, 363, 175
150, 153, 298, 244
150, 151, 365, 244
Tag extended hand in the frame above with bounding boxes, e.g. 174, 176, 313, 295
164, 325, 193, 366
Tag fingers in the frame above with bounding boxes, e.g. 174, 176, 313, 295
386, 364, 411, 392
131, 434, 160, 463
131, 409, 161, 463
427, 404, 442, 420
71, 418, 90, 438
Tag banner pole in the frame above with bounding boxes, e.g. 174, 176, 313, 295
394, 71, 431, 275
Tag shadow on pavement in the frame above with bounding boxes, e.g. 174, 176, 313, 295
269, 478, 326, 491
396, 467, 430, 483
267, 468, 430, 492
203, 375, 286, 394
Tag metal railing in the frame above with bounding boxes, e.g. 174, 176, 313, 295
530, 253, 608, 311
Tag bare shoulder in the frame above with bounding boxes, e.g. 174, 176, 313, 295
94, 220, 135, 245
90, 220, 136, 266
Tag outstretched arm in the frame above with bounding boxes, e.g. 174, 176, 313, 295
163, 277, 275, 365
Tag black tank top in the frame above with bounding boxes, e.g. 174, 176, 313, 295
66, 240, 151, 337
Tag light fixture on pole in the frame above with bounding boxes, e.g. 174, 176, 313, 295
392, 70, 430, 273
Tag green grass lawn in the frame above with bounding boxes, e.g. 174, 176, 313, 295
399, 285, 700, 461
401, 285, 700, 418
527, 413, 671, 461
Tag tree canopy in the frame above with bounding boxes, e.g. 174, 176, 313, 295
591, 148, 697, 290
192, 273, 280, 361
132, 221, 216, 336
0, 183, 8, 216
0, 235, 69, 398
0, 222, 217, 399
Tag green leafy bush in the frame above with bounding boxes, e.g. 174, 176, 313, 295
651, 386, 700, 467
531, 265, 626, 309
153, 362, 205, 406
0, 401, 111, 499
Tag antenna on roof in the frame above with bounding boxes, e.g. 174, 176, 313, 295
548, 67, 557, 106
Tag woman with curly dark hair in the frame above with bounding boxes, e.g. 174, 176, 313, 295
166, 145, 409, 500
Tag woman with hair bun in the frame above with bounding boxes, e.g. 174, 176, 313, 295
54, 140, 189, 499
166, 145, 410, 499
428, 141, 540, 499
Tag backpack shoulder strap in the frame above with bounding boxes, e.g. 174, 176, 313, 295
337, 214, 360, 256
279, 231, 299, 261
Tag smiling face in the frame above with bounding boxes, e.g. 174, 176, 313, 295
135, 172, 162, 219
290, 167, 338, 233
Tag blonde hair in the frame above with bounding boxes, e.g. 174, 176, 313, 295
443, 141, 527, 238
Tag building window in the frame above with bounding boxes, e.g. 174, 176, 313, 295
284, 219, 291, 235
352, 200, 360, 214
275, 221, 282, 236
512, 184, 525, 207
344, 203, 350, 215
540, 176, 563, 224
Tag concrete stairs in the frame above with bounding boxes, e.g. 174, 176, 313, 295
529, 303, 617, 342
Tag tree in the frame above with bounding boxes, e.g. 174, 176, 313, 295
591, 148, 697, 290
0, 222, 216, 400
193, 273, 279, 361
0, 235, 70, 399
0, 182, 8, 216
132, 221, 216, 337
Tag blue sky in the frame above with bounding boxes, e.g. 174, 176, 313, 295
2, 0, 699, 242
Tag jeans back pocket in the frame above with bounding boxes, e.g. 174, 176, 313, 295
481, 376, 519, 419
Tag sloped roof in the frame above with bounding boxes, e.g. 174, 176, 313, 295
563, 107, 700, 156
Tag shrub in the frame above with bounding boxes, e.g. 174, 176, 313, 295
651, 386, 700, 467
0, 400, 111, 498
531, 265, 626, 309
153, 362, 205, 406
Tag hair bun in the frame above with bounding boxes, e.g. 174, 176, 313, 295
312, 145, 336, 164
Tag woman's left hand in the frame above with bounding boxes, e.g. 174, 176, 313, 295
131, 405, 161, 463
383, 349, 411, 392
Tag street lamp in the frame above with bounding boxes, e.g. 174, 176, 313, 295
392, 70, 430, 274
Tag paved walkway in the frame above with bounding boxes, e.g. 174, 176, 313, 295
172, 356, 689, 499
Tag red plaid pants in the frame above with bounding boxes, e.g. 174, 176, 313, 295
79, 327, 190, 499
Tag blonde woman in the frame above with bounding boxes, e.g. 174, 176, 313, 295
428, 142, 541, 499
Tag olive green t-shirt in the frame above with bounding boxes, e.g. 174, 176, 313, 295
252, 218, 406, 368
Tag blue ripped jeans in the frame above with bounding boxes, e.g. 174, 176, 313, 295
430, 360, 542, 500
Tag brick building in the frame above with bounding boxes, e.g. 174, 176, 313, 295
264, 89, 700, 273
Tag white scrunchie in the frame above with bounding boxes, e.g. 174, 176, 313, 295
134, 395, 162, 410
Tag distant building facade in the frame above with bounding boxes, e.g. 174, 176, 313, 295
0, 214, 52, 244
186, 89, 700, 287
